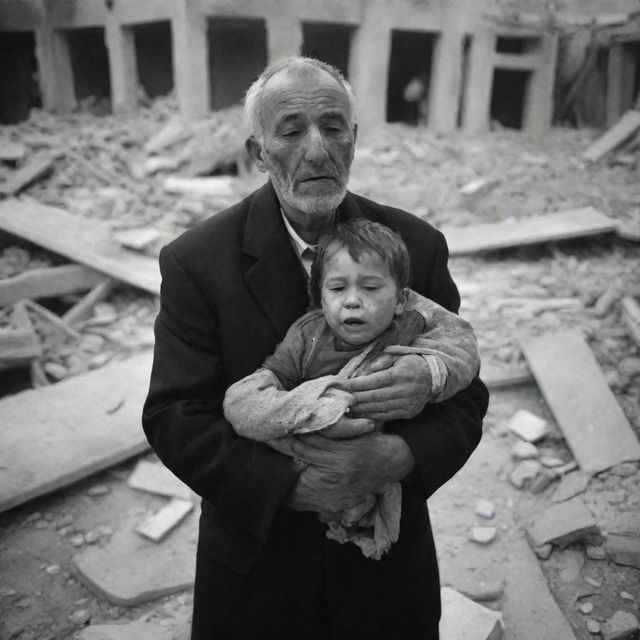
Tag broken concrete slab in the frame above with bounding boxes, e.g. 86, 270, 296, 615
80, 607, 191, 640
0, 141, 27, 163
602, 610, 639, 640
606, 535, 640, 570
551, 471, 590, 503
520, 330, 640, 474
113, 228, 161, 252
502, 537, 578, 640
127, 460, 194, 501
73, 509, 198, 605
508, 409, 550, 443
583, 110, 640, 162
136, 498, 193, 543
0, 353, 152, 513
164, 175, 237, 197
511, 441, 539, 460
475, 499, 496, 519
527, 497, 601, 548
509, 460, 542, 489
469, 527, 497, 545
443, 208, 618, 256
0, 153, 57, 197
0, 198, 161, 294
439, 587, 503, 640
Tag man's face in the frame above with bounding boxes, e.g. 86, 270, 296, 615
247, 65, 356, 223
320, 243, 405, 346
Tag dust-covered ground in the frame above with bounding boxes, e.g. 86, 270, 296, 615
0, 102, 639, 638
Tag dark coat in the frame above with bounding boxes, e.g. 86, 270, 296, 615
142, 181, 489, 640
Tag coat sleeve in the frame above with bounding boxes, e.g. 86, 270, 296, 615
142, 245, 299, 543
393, 232, 489, 499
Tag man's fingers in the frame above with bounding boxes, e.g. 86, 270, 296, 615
344, 369, 395, 392
322, 418, 376, 439
350, 386, 402, 405
351, 398, 411, 416
365, 354, 394, 373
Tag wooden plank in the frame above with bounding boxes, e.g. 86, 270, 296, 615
62, 278, 115, 326
0, 198, 160, 294
583, 109, 640, 162
0, 264, 105, 307
520, 329, 640, 474
0, 154, 57, 196
0, 352, 152, 513
622, 297, 640, 346
443, 208, 618, 256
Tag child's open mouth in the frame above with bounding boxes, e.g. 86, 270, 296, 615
344, 318, 365, 326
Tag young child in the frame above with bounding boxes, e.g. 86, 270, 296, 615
223, 219, 479, 559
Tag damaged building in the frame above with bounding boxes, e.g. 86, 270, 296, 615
1, 0, 637, 134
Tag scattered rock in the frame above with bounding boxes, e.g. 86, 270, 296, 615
620, 591, 635, 602
530, 469, 556, 494
551, 471, 590, 503
16, 597, 33, 608
44, 362, 67, 380
511, 441, 539, 460
474, 499, 496, 519
84, 530, 99, 544
587, 619, 601, 634
45, 564, 61, 575
509, 460, 542, 489
527, 497, 601, 548
508, 409, 550, 443
593, 289, 620, 318
439, 587, 503, 640
606, 534, 640, 569
69, 608, 91, 626
0, 587, 17, 597
79, 334, 106, 354
469, 526, 497, 545
56, 513, 74, 529
540, 455, 567, 468
585, 577, 602, 589
586, 545, 607, 560
87, 485, 110, 497
127, 460, 193, 501
534, 543, 553, 560
70, 534, 85, 548
460, 579, 505, 603
602, 610, 639, 640
580, 602, 594, 614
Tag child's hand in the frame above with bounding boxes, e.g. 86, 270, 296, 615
321, 416, 376, 439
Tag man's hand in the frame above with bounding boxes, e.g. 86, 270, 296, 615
284, 432, 414, 514
345, 353, 432, 421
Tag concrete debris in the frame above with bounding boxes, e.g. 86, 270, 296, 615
587, 619, 601, 634
508, 409, 550, 443
87, 485, 110, 497
136, 498, 193, 542
459, 177, 499, 197
475, 499, 496, 519
585, 545, 607, 560
164, 174, 238, 198
509, 460, 542, 489
551, 471, 590, 503
526, 497, 601, 548
113, 228, 161, 252
534, 543, 553, 560
602, 611, 639, 640
439, 587, 503, 640
0, 141, 27, 162
80, 617, 189, 640
511, 441, 539, 460
580, 602, 594, 614
529, 469, 557, 494
540, 455, 567, 468
127, 460, 194, 501
73, 510, 198, 605
620, 592, 635, 602
610, 462, 639, 477
0, 153, 57, 197
606, 535, 640, 570
469, 526, 497, 545
69, 608, 92, 626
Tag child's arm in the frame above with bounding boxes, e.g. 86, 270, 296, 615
394, 289, 480, 402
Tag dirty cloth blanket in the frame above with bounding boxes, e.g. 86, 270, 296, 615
224, 292, 479, 559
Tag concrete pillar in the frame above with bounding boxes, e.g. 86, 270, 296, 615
606, 43, 636, 126
105, 18, 138, 114
463, 29, 495, 133
172, 0, 209, 120
523, 33, 558, 133
429, 30, 464, 133
349, 1, 391, 136
34, 27, 76, 113
266, 14, 302, 63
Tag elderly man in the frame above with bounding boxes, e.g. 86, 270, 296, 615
143, 57, 488, 639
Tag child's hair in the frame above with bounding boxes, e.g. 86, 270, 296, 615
309, 219, 411, 307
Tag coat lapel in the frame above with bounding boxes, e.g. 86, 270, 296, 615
243, 182, 309, 338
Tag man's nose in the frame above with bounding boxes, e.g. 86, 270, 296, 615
304, 127, 329, 164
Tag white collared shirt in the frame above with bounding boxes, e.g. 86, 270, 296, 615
280, 210, 317, 277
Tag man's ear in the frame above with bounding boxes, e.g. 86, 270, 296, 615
245, 136, 267, 173
395, 287, 409, 316
353, 123, 358, 144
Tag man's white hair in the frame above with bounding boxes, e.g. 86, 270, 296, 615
244, 56, 357, 139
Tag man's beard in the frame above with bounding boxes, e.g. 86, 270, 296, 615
270, 166, 349, 215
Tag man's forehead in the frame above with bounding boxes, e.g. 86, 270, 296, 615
261, 63, 348, 106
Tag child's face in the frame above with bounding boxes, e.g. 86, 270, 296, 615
320, 243, 406, 346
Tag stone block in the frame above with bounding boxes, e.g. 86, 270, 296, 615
509, 460, 542, 489
607, 535, 640, 570
127, 460, 194, 501
440, 587, 503, 640
602, 610, 639, 640
73, 510, 198, 605
511, 441, 539, 460
136, 498, 193, 543
508, 409, 550, 443
527, 497, 601, 548
551, 471, 590, 503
